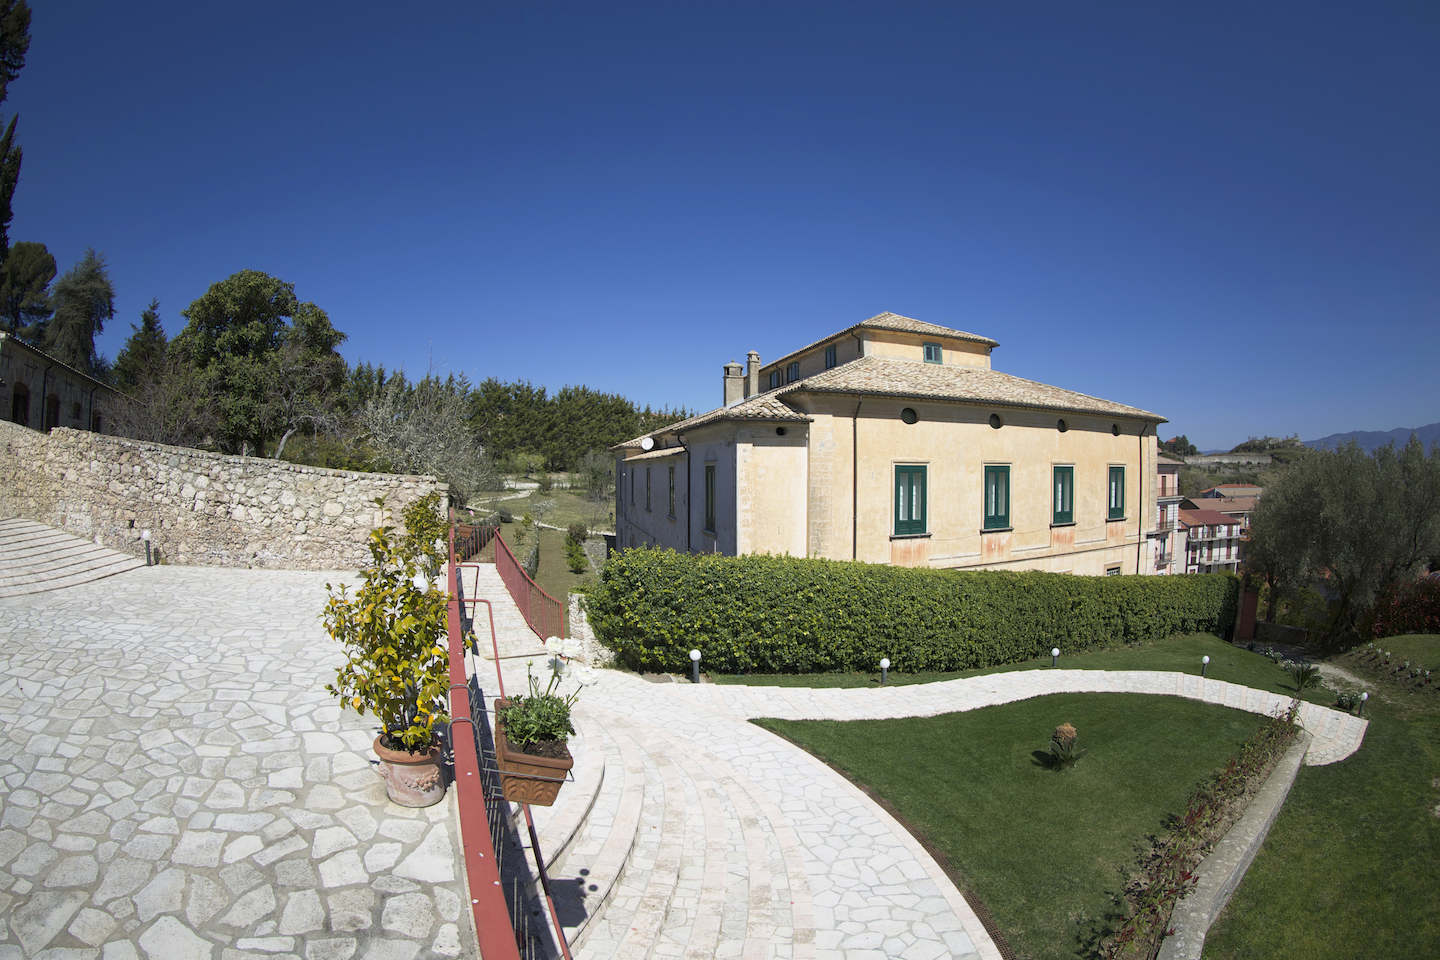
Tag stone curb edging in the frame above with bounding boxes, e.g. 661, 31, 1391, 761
1157, 729, 1312, 960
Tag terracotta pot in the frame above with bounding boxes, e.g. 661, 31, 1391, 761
373, 736, 446, 808
493, 698, 573, 806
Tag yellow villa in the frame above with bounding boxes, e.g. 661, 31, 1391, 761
614, 312, 1167, 576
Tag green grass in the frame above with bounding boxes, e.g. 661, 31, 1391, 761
469, 524, 595, 636
1203, 636, 1440, 960
757, 693, 1266, 960
468, 484, 614, 534
713, 633, 1335, 705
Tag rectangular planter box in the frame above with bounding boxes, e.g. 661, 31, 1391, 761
493, 698, 574, 806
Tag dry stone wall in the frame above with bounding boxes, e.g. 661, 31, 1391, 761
0, 421, 448, 570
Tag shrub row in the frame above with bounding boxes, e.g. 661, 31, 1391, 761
1367, 577, 1440, 639
586, 549, 1239, 674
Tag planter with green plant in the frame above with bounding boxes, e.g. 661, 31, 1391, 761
324, 496, 451, 807
494, 655, 583, 805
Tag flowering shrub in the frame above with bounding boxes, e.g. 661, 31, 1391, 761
1368, 577, 1440, 639
1099, 702, 1300, 958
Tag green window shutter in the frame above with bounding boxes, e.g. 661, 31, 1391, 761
923, 342, 942, 363
1108, 466, 1125, 520
825, 345, 837, 369
668, 465, 675, 517
984, 465, 1010, 530
645, 466, 651, 511
894, 465, 927, 536
704, 464, 716, 532
1053, 466, 1073, 524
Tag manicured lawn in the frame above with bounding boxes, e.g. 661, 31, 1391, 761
757, 693, 1265, 960
714, 632, 1335, 705
1203, 636, 1440, 960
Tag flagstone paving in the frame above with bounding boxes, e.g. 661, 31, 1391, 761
0, 565, 475, 960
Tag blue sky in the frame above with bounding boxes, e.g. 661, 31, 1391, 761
9, 2, 1437, 450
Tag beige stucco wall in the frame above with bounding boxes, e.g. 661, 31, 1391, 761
0, 421, 446, 569
615, 449, 689, 552
735, 428, 808, 557
1, 333, 120, 433
793, 394, 1156, 574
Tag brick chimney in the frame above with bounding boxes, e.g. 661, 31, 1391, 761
723, 360, 744, 407
745, 351, 760, 398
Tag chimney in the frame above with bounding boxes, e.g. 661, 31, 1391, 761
723, 360, 744, 406
745, 351, 760, 397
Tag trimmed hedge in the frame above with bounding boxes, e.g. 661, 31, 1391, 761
587, 549, 1239, 674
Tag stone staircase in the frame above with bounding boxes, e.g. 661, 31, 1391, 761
0, 516, 146, 598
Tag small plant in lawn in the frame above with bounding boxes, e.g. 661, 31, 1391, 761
497, 657, 581, 754
565, 521, 589, 574
1285, 660, 1321, 693
1049, 722, 1087, 770
324, 498, 449, 753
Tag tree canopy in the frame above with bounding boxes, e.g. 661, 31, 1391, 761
42, 247, 113, 376
0, 237, 51, 337
0, 0, 31, 259
1244, 436, 1440, 645
172, 270, 346, 456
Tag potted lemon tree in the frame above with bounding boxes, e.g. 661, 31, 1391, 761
325, 496, 451, 807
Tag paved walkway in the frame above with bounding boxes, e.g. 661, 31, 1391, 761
0, 565, 475, 960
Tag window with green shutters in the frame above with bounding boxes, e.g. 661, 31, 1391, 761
894, 465, 927, 536
984, 465, 1010, 530
825, 345, 837, 369
645, 466, 651, 512
704, 464, 716, 533
1053, 466, 1073, 524
668, 465, 675, 517
923, 342, 942, 363
1108, 465, 1125, 520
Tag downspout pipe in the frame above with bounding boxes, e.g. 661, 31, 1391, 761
40, 363, 53, 431
852, 400, 862, 560
677, 435, 692, 554
1137, 422, 1146, 575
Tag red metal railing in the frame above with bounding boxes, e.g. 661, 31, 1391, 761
445, 529, 521, 960
492, 531, 566, 640
454, 522, 498, 562
448, 513, 573, 960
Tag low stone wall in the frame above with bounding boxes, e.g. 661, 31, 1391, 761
0, 421, 447, 570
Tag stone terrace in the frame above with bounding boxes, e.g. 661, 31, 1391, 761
0, 566, 472, 960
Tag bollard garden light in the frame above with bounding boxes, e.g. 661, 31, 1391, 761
1051, 648, 1060, 668
141, 529, 152, 567
880, 657, 890, 686
1202, 655, 1210, 678
1359, 692, 1368, 716
689, 649, 701, 684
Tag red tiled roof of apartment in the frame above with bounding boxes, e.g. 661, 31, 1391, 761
1199, 484, 1263, 496
1179, 508, 1239, 527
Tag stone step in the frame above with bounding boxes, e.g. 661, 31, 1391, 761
0, 518, 146, 598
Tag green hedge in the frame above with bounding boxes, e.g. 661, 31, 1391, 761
586, 549, 1239, 674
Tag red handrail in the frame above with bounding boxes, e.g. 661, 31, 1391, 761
445, 526, 521, 960
491, 530, 566, 640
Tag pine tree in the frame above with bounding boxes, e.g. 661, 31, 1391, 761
0, 237, 52, 337
112, 299, 167, 392
43, 248, 114, 376
0, 1, 32, 260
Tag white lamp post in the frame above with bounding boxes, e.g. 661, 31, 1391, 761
689, 649, 701, 684
1051, 647, 1060, 668
879, 657, 891, 686
140, 529, 152, 566
1202, 655, 1210, 678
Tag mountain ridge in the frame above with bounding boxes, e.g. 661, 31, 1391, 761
1303, 422, 1440, 453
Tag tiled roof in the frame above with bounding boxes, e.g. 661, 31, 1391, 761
613, 390, 812, 449
765, 312, 999, 372
615, 349, 1164, 450
1158, 453, 1186, 464
1179, 509, 1238, 527
787, 356, 1165, 421
621, 445, 689, 462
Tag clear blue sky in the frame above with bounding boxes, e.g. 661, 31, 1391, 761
9, 2, 1438, 451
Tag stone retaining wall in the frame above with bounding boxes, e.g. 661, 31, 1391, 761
0, 420, 447, 569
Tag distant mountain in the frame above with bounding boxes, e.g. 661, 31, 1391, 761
1304, 422, 1440, 453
